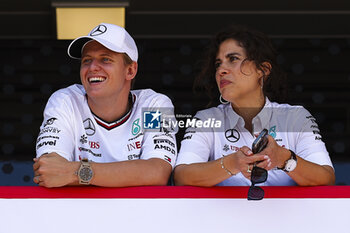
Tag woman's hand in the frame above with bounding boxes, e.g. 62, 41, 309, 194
228, 148, 270, 179
261, 135, 292, 170
240, 136, 291, 171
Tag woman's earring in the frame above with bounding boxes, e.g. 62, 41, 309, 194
261, 76, 264, 89
220, 95, 229, 104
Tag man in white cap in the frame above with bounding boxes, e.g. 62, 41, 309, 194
33, 23, 177, 187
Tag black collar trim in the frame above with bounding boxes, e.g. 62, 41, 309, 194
92, 93, 136, 130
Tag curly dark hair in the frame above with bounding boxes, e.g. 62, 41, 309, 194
194, 24, 288, 106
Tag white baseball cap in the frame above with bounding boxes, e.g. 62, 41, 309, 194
67, 23, 138, 62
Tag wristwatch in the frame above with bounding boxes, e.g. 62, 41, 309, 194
279, 150, 298, 172
77, 158, 93, 185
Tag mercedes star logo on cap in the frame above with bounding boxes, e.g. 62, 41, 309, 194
90, 25, 107, 36
225, 129, 240, 143
83, 118, 96, 136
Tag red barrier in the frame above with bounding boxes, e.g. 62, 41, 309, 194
0, 186, 349, 198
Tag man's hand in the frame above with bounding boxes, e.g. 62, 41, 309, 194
33, 153, 79, 188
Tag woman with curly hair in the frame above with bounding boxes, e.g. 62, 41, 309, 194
174, 24, 335, 187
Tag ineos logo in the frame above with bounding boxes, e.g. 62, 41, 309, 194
90, 25, 107, 36
225, 129, 240, 143
83, 118, 96, 136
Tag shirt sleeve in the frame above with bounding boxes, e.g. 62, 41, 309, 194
36, 92, 76, 161
140, 94, 178, 168
292, 107, 333, 168
175, 111, 214, 166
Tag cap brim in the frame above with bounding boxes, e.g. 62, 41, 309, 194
67, 37, 94, 59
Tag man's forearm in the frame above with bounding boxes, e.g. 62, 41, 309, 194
87, 158, 171, 187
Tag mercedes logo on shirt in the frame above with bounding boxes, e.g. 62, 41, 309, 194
90, 25, 107, 36
83, 118, 96, 136
225, 129, 240, 143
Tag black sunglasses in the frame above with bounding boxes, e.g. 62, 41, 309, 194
247, 166, 268, 200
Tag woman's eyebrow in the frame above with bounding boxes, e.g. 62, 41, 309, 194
216, 52, 242, 60
225, 52, 242, 58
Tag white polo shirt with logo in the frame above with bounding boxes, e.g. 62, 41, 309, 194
176, 98, 333, 186
36, 84, 177, 168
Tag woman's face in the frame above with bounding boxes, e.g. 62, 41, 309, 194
215, 39, 263, 103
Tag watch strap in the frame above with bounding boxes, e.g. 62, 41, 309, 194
278, 150, 297, 172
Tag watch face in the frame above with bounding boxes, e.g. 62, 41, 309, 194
79, 167, 93, 181
285, 160, 297, 172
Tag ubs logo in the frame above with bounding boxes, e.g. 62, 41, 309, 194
225, 129, 240, 143
83, 118, 96, 136
89, 141, 100, 149
90, 25, 107, 36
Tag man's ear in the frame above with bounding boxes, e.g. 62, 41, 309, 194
126, 62, 138, 80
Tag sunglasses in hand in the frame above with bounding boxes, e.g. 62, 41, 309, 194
247, 166, 268, 200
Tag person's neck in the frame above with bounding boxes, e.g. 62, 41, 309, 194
231, 93, 265, 133
87, 89, 130, 123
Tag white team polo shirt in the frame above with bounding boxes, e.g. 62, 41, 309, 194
176, 98, 333, 186
36, 84, 177, 168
